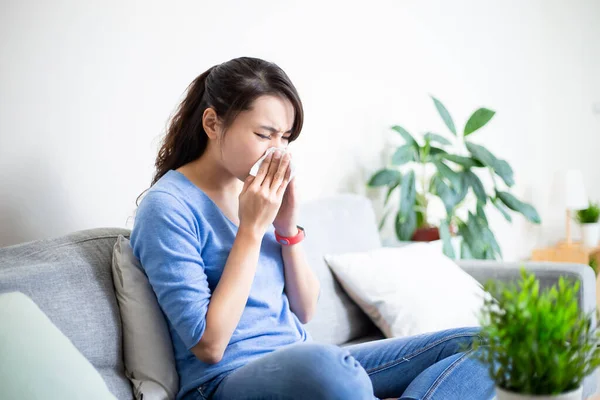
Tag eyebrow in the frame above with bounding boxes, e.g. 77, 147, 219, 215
259, 125, 293, 136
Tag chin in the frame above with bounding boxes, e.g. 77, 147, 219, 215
235, 169, 251, 182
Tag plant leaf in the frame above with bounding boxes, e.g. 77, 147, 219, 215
496, 191, 541, 224
367, 168, 401, 187
426, 147, 448, 162
492, 197, 512, 222
439, 219, 456, 259
459, 220, 485, 259
378, 209, 390, 231
467, 212, 496, 259
391, 144, 418, 166
432, 175, 460, 215
463, 170, 487, 204
466, 141, 497, 167
431, 96, 457, 136
575, 200, 600, 223
455, 174, 469, 205
464, 108, 496, 136
416, 210, 426, 228
476, 203, 489, 227
399, 170, 417, 214
424, 132, 452, 146
391, 125, 418, 148
434, 161, 462, 190
481, 224, 502, 259
384, 179, 401, 206
420, 140, 431, 163
460, 239, 473, 259
396, 170, 417, 240
395, 210, 417, 241
442, 154, 484, 168
466, 142, 514, 187
493, 159, 515, 187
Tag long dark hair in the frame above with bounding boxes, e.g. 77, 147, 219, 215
134, 57, 304, 208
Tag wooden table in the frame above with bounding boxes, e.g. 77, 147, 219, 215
531, 242, 600, 265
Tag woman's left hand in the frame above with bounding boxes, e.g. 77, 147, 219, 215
273, 161, 299, 237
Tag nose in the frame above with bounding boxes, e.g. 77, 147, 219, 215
275, 138, 288, 150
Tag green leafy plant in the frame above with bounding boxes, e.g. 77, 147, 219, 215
470, 268, 600, 395
367, 96, 541, 260
576, 200, 600, 224
590, 257, 598, 275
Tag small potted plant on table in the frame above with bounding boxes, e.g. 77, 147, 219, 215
576, 200, 600, 248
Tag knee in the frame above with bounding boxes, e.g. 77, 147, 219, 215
440, 327, 485, 354
285, 343, 373, 399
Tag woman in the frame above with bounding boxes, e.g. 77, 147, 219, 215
130, 56, 495, 400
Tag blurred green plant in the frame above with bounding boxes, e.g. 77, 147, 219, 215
590, 257, 598, 275
367, 96, 541, 260
576, 200, 600, 224
469, 268, 600, 395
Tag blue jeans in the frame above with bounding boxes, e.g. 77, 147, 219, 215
194, 327, 495, 400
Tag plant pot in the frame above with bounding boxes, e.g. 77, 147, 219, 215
411, 225, 457, 242
581, 223, 600, 248
495, 386, 583, 400
411, 226, 440, 242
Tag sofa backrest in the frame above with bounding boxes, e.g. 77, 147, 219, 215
0, 227, 134, 400
0, 192, 383, 397
300, 193, 383, 344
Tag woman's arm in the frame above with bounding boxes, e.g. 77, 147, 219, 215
279, 226, 320, 324
193, 225, 263, 364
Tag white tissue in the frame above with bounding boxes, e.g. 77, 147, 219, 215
249, 147, 296, 180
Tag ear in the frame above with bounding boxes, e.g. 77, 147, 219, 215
202, 107, 222, 140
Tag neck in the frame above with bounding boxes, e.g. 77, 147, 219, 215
185, 148, 242, 198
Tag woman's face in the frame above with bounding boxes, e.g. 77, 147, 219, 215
219, 95, 295, 182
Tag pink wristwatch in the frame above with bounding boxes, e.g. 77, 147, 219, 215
274, 225, 305, 245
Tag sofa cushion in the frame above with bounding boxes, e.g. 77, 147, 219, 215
0, 291, 117, 399
300, 193, 383, 345
112, 234, 179, 400
0, 227, 134, 400
324, 242, 485, 338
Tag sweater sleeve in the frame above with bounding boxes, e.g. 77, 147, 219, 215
130, 190, 211, 350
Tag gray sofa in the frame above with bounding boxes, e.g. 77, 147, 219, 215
0, 193, 598, 399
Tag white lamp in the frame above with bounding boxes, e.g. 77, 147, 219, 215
552, 169, 588, 246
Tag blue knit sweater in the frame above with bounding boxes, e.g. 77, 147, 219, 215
130, 169, 312, 400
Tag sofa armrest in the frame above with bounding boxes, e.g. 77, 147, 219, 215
456, 260, 597, 325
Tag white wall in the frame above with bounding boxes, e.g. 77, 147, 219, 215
1, 0, 599, 261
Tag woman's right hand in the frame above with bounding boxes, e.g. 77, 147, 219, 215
238, 149, 292, 238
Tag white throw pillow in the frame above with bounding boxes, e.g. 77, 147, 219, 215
324, 242, 486, 338
112, 235, 179, 400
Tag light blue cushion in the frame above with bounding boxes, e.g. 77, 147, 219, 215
0, 291, 117, 399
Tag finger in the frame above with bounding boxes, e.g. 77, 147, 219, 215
252, 152, 274, 188
241, 174, 254, 195
276, 160, 292, 197
271, 153, 290, 191
263, 150, 282, 189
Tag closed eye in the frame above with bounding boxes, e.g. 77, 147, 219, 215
255, 133, 290, 141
